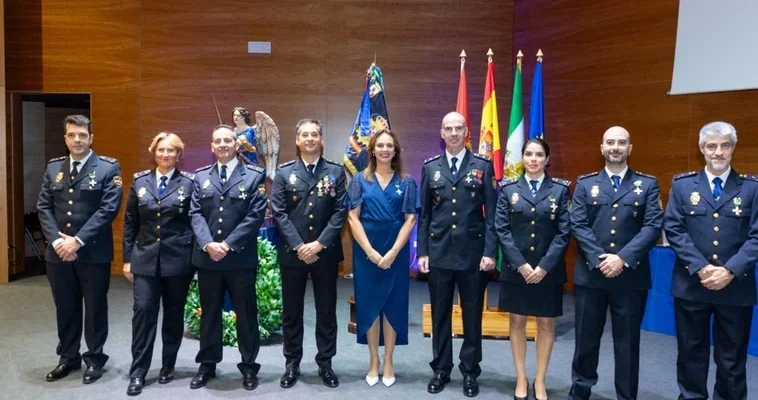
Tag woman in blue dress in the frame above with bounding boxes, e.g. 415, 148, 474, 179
232, 107, 259, 165
346, 129, 419, 388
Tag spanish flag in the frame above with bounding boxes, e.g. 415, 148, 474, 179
478, 49, 503, 180
456, 50, 472, 151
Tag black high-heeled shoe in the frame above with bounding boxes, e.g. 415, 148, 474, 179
513, 378, 528, 400
533, 381, 549, 400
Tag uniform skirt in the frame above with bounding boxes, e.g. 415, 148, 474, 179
498, 281, 563, 318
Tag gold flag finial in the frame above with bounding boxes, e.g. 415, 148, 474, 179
516, 50, 524, 68
460, 50, 467, 67
536, 49, 544, 62
487, 48, 494, 63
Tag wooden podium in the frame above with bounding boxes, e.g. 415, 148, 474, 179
348, 288, 538, 339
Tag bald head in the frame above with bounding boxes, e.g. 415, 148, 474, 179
442, 111, 466, 128
600, 126, 632, 167
440, 111, 468, 154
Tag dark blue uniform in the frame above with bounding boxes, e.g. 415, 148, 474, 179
271, 158, 347, 370
418, 150, 497, 379
189, 160, 268, 376
664, 169, 758, 400
122, 168, 196, 379
568, 169, 663, 400
495, 175, 571, 317
36, 152, 123, 369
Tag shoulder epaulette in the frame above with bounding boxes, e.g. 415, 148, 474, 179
499, 178, 517, 187
99, 155, 118, 164
635, 171, 656, 179
673, 171, 697, 180
578, 171, 600, 180
132, 169, 151, 179
472, 153, 491, 161
195, 164, 213, 173
278, 160, 296, 168
324, 158, 343, 166
246, 164, 264, 173
551, 177, 571, 187
179, 170, 195, 180
424, 154, 442, 164
48, 156, 66, 163
739, 174, 758, 182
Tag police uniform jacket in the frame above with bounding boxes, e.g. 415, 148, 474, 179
271, 158, 347, 267
664, 169, 758, 306
36, 152, 123, 264
570, 169, 663, 290
496, 175, 571, 285
189, 160, 268, 270
123, 169, 196, 276
418, 151, 497, 270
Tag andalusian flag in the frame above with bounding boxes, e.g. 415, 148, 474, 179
478, 49, 503, 180
528, 50, 544, 139
344, 63, 390, 175
456, 50, 472, 151
503, 51, 524, 180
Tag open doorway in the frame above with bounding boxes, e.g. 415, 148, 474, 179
7, 92, 91, 280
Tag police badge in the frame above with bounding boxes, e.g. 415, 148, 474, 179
511, 192, 520, 205
55, 172, 64, 183
690, 192, 700, 206
591, 185, 600, 198
138, 187, 147, 198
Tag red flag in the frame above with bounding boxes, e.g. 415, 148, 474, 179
456, 50, 472, 151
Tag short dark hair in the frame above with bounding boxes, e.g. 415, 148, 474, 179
63, 114, 91, 134
213, 124, 235, 133
522, 137, 550, 157
295, 118, 323, 137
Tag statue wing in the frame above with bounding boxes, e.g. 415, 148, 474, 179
254, 111, 280, 179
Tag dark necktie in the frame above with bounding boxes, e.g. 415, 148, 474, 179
530, 180, 538, 198
71, 161, 81, 181
220, 165, 228, 184
306, 164, 315, 175
611, 175, 621, 192
158, 176, 168, 196
451, 157, 458, 175
712, 177, 723, 200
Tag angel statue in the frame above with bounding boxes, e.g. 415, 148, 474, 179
232, 106, 280, 180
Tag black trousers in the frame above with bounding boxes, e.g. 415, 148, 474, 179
280, 263, 338, 369
569, 286, 648, 400
427, 267, 487, 378
129, 272, 193, 379
195, 268, 260, 375
674, 298, 753, 400
46, 261, 111, 368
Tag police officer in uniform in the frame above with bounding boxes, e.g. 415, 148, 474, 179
664, 121, 758, 400
122, 132, 196, 396
188, 125, 268, 391
418, 111, 497, 397
37, 114, 123, 384
272, 118, 347, 388
569, 126, 663, 400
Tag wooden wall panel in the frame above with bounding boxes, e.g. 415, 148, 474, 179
0, 0, 7, 283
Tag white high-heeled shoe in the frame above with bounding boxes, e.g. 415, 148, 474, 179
382, 376, 396, 387
365, 375, 379, 387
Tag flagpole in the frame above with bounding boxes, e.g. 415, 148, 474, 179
536, 48, 543, 62
517, 49, 523, 68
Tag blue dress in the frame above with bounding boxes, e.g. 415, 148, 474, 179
236, 126, 259, 165
346, 172, 419, 345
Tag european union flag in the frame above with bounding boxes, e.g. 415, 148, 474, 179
528, 60, 543, 139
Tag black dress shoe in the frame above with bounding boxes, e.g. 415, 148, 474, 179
427, 372, 450, 394
463, 375, 479, 397
242, 372, 258, 391
533, 381, 548, 400
280, 366, 300, 389
318, 367, 339, 388
190, 371, 215, 389
82, 366, 103, 384
46, 364, 80, 382
158, 367, 174, 384
514, 378, 528, 400
127, 377, 145, 396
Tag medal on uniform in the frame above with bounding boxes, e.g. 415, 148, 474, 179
690, 192, 700, 206
88, 171, 97, 188
549, 194, 558, 218
55, 172, 64, 183
465, 174, 472, 184
177, 186, 185, 202
395, 182, 402, 195
433, 171, 440, 181
238, 184, 247, 200
591, 185, 599, 198
289, 174, 297, 185
317, 181, 323, 197
733, 197, 743, 216
138, 187, 147, 198
203, 179, 210, 189
634, 180, 643, 195
511, 192, 520, 205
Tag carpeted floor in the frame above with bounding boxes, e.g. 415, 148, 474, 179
0, 275, 755, 399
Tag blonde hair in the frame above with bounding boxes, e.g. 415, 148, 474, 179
148, 132, 185, 156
